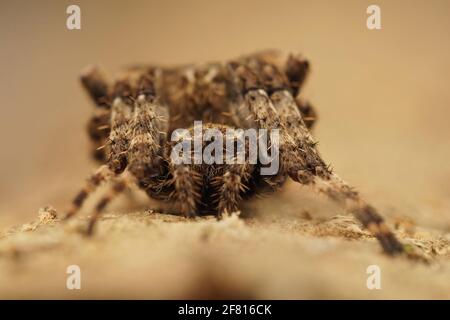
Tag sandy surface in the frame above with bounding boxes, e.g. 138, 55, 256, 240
0, 197, 448, 299
0, 0, 449, 299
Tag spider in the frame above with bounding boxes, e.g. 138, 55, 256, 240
64, 50, 404, 256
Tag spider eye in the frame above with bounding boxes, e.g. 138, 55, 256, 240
137, 94, 146, 103
110, 157, 127, 174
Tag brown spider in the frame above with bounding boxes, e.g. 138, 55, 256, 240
64, 50, 404, 256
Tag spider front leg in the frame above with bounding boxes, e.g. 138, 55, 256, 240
298, 171, 404, 255
86, 175, 130, 235
240, 85, 403, 255
213, 130, 254, 217
215, 169, 244, 217
213, 164, 252, 217
64, 164, 114, 219
86, 73, 170, 232
169, 164, 202, 218
126, 73, 169, 187
64, 80, 134, 220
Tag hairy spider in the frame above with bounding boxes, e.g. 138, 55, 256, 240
64, 50, 404, 256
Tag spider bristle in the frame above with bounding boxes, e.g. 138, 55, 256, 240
239, 184, 248, 192
96, 144, 107, 151
97, 125, 110, 130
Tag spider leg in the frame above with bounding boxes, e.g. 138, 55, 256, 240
268, 83, 403, 255
278, 91, 403, 255
299, 171, 404, 254
126, 73, 169, 188
87, 108, 111, 162
64, 165, 114, 219
80, 66, 113, 162
80, 65, 111, 108
229, 56, 404, 255
284, 53, 310, 98
213, 164, 251, 217
213, 128, 254, 216
64, 83, 133, 220
283, 54, 317, 130
295, 98, 317, 130
86, 176, 130, 235
169, 165, 202, 218
122, 72, 201, 216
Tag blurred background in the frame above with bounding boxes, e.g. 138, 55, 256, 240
0, 0, 449, 230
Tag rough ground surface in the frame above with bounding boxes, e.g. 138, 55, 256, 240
0, 184, 448, 299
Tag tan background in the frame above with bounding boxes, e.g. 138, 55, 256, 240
0, 0, 449, 299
